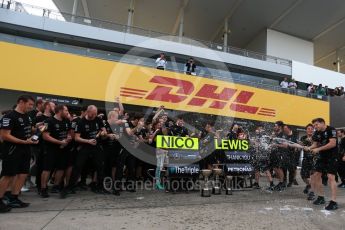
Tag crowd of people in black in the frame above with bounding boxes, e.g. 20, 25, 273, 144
0, 95, 344, 213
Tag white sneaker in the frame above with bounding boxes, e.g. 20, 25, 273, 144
21, 187, 30, 192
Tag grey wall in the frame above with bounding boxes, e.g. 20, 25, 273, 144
330, 96, 345, 128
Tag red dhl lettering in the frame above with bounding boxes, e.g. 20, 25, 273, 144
126, 76, 276, 117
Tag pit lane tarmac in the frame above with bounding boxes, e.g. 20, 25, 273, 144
1, 180, 345, 230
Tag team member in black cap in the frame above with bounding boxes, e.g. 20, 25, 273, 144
305, 118, 338, 210
0, 95, 37, 213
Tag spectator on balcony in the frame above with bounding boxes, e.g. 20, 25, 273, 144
185, 58, 197, 75
155, 53, 167, 70
307, 83, 315, 97
316, 84, 326, 98
288, 79, 297, 94
334, 87, 339, 96
340, 86, 344, 96
280, 77, 289, 93
324, 86, 329, 96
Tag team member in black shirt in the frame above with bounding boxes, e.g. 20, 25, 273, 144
114, 114, 144, 195
305, 118, 338, 210
28, 99, 44, 122
0, 95, 37, 213
103, 111, 124, 182
60, 105, 106, 198
199, 123, 218, 170
40, 105, 72, 198
270, 121, 286, 191
336, 129, 345, 188
67, 106, 87, 189
283, 125, 299, 187
169, 117, 189, 137
300, 124, 316, 199
34, 101, 55, 193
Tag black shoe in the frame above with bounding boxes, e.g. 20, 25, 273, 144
253, 183, 261, 189
287, 182, 292, 187
337, 183, 345, 188
274, 182, 283, 191
7, 198, 30, 208
307, 192, 315, 201
325, 200, 338, 211
0, 200, 11, 213
92, 188, 105, 194
40, 188, 50, 198
293, 180, 298, 186
60, 188, 70, 199
267, 184, 275, 191
313, 196, 326, 205
89, 182, 97, 189
2, 193, 11, 204
76, 182, 88, 191
303, 185, 311, 194
50, 185, 61, 194
112, 190, 120, 196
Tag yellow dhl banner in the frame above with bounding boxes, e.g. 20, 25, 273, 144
0, 41, 329, 126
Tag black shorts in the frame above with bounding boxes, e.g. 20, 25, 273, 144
1, 145, 31, 176
300, 155, 315, 179
42, 146, 69, 171
67, 145, 79, 167
314, 155, 338, 175
104, 142, 121, 167
253, 158, 270, 172
286, 151, 299, 168
270, 152, 285, 169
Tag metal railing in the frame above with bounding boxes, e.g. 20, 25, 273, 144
0, 32, 328, 101
1, 1, 292, 67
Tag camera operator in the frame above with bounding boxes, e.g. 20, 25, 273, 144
0, 95, 38, 213
185, 58, 196, 75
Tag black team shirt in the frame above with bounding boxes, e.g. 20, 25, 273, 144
44, 117, 71, 148
169, 125, 189, 137
300, 135, 313, 158
312, 126, 338, 157
1, 110, 32, 148
34, 114, 50, 126
75, 117, 104, 145
103, 120, 122, 146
